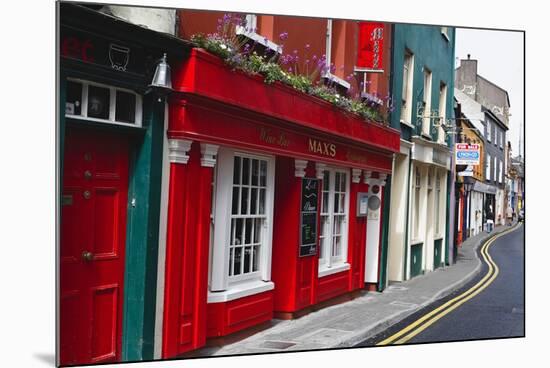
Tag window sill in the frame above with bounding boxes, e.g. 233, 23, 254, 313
318, 263, 351, 278
207, 280, 275, 303
400, 120, 415, 129
411, 240, 423, 246
235, 26, 282, 54
321, 72, 351, 90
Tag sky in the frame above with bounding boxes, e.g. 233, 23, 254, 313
454, 27, 524, 157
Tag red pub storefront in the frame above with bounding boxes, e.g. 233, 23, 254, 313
161, 48, 400, 358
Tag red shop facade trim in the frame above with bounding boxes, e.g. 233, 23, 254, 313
160, 48, 400, 358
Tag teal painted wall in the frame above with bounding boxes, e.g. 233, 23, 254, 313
122, 95, 165, 361
390, 24, 456, 143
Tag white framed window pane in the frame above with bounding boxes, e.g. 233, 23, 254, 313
87, 85, 110, 120
253, 218, 262, 243
233, 157, 241, 184
259, 188, 266, 214
252, 159, 259, 186
242, 157, 250, 185
232, 187, 240, 214
250, 188, 258, 214
260, 161, 267, 186
233, 247, 242, 276
243, 246, 252, 274
322, 192, 329, 213
66, 80, 83, 115
332, 235, 341, 258
252, 246, 260, 272
227, 154, 271, 280
115, 90, 136, 123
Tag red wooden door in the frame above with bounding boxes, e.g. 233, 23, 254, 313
60, 127, 129, 366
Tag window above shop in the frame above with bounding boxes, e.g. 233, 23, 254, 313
65, 78, 142, 127
235, 14, 282, 55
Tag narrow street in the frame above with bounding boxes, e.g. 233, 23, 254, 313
358, 223, 524, 346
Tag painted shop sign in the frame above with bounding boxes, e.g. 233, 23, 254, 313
170, 105, 392, 170
356, 22, 385, 72
455, 143, 480, 165
60, 25, 146, 75
299, 178, 319, 257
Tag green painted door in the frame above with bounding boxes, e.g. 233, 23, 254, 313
410, 243, 423, 278
434, 239, 443, 269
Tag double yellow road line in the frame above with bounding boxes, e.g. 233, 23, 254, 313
376, 223, 522, 346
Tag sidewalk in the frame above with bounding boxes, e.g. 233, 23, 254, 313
190, 223, 517, 356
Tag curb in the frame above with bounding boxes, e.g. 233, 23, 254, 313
334, 222, 521, 348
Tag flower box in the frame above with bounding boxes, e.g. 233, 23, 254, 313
172, 48, 400, 153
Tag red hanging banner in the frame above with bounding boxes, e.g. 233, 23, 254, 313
356, 22, 385, 72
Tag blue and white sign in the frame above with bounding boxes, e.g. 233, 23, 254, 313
455, 144, 480, 165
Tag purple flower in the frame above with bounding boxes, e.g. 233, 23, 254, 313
305, 59, 310, 64
222, 14, 232, 24
288, 67, 293, 72
293, 49, 298, 55
279, 32, 289, 41
305, 44, 310, 49
312, 55, 317, 61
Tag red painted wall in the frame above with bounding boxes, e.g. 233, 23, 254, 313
176, 11, 392, 105
162, 143, 213, 358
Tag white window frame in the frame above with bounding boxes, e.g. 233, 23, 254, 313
65, 77, 143, 127
438, 83, 447, 143
401, 51, 414, 126
499, 160, 503, 183
236, 14, 282, 55
318, 166, 351, 277
209, 147, 276, 301
321, 19, 351, 91
422, 68, 433, 136
500, 130, 504, 149
486, 121, 492, 142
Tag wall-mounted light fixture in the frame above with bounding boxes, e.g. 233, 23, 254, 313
148, 53, 173, 101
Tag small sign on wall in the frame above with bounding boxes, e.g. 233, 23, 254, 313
299, 178, 319, 257
357, 192, 369, 217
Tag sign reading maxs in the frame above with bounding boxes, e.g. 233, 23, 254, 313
455, 144, 480, 165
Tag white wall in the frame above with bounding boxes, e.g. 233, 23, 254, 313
104, 5, 177, 35
387, 153, 410, 281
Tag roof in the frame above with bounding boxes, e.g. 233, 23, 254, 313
454, 88, 485, 133
477, 74, 511, 108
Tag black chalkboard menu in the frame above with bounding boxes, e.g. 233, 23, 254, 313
299, 178, 319, 257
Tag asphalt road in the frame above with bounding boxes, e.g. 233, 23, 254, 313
358, 224, 524, 346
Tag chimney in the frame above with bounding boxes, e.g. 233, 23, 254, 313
456, 54, 478, 94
